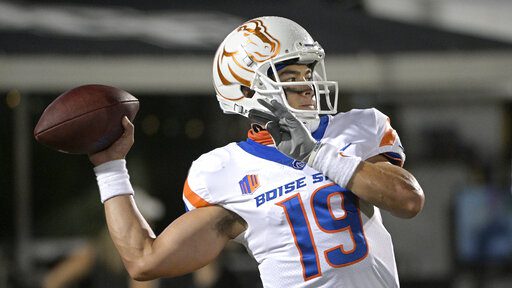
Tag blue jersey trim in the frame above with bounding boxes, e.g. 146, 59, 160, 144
237, 139, 306, 170
312, 115, 329, 141
383, 151, 404, 166
383, 151, 402, 160
237, 115, 329, 169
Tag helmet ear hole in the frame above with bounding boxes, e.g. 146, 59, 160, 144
240, 86, 256, 98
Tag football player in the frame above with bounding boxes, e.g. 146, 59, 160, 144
89, 16, 424, 287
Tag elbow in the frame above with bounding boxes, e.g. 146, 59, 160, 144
126, 259, 159, 281
395, 181, 425, 219
401, 192, 424, 219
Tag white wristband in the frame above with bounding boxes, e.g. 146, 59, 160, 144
94, 159, 134, 203
307, 143, 362, 188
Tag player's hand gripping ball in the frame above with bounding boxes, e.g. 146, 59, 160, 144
34, 84, 139, 154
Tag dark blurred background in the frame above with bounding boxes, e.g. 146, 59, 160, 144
1, 0, 512, 287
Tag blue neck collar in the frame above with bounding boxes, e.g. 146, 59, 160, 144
237, 115, 329, 170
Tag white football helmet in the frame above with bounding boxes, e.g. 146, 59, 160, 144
212, 16, 338, 130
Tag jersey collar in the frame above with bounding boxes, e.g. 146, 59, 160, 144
311, 115, 329, 141
237, 139, 307, 169
237, 116, 329, 169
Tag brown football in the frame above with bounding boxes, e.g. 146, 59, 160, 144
34, 84, 139, 154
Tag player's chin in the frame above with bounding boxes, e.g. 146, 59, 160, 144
299, 105, 316, 110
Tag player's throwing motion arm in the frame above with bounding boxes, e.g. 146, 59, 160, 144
257, 100, 424, 219
88, 117, 246, 281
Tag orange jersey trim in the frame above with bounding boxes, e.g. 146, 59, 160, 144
379, 118, 398, 147
183, 179, 211, 208
248, 129, 274, 145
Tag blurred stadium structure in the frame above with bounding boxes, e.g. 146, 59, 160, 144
1, 0, 512, 287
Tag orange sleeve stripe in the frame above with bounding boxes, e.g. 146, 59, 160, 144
379, 118, 398, 147
183, 179, 211, 208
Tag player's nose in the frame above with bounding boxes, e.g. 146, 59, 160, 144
300, 85, 314, 98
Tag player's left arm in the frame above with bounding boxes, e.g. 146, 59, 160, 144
254, 100, 424, 218
347, 154, 424, 218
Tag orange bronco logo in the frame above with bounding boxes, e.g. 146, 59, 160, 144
216, 19, 281, 88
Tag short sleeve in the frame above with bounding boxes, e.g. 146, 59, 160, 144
182, 159, 213, 211
182, 147, 232, 211
370, 109, 406, 167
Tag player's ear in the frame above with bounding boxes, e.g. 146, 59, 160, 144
240, 86, 255, 98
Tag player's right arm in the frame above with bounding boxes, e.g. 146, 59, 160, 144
104, 196, 242, 280
89, 117, 245, 281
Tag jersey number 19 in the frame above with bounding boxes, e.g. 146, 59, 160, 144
276, 183, 369, 281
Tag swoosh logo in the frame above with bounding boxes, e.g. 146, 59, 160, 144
338, 143, 353, 157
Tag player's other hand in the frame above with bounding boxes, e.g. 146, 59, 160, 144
255, 99, 317, 162
88, 116, 134, 166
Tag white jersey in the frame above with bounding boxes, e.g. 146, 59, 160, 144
183, 108, 405, 288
